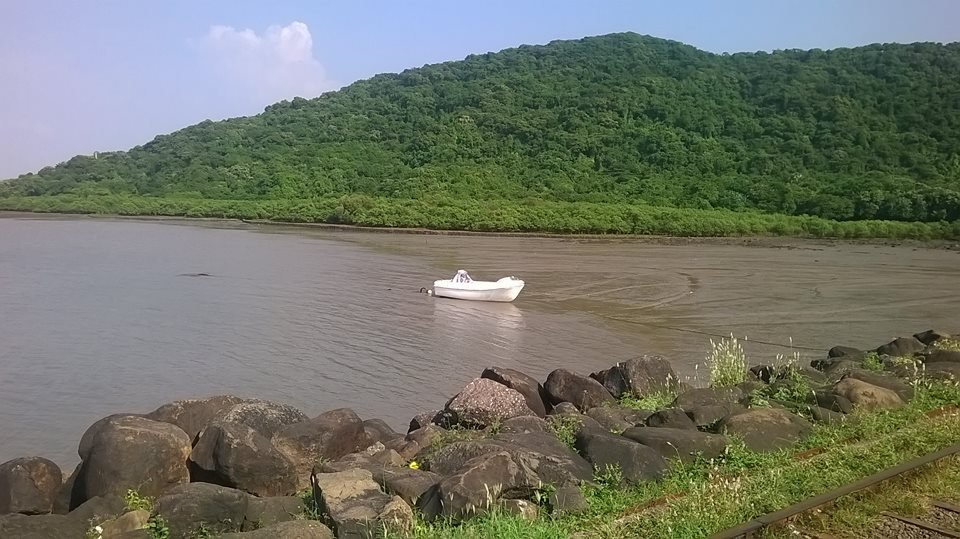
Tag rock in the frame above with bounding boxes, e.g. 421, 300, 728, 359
408, 410, 445, 433
361, 419, 400, 445
435, 451, 539, 521
548, 483, 588, 513
215, 400, 309, 439
481, 367, 549, 417
0, 495, 125, 539
719, 408, 813, 452
574, 431, 667, 484
99, 509, 150, 537
921, 349, 960, 364
833, 378, 905, 411
421, 440, 508, 477
685, 404, 744, 429
914, 329, 950, 346
645, 408, 696, 430
382, 438, 421, 461
319, 445, 406, 474
374, 468, 441, 506
586, 406, 651, 433
78, 414, 144, 461
242, 496, 305, 531
498, 416, 550, 434
145, 395, 248, 443
827, 346, 866, 359
924, 362, 960, 381
446, 378, 536, 427
500, 498, 539, 520
0, 456, 62, 515
549, 402, 581, 416
737, 379, 767, 395
53, 463, 80, 513
544, 369, 615, 411
493, 431, 594, 486
748, 365, 775, 383
75, 415, 191, 504
189, 421, 298, 497
843, 370, 914, 401
155, 482, 250, 538
273, 408, 374, 489
811, 391, 853, 414
589, 355, 678, 399
403, 425, 444, 454
820, 358, 863, 378
621, 427, 728, 463
220, 520, 334, 539
310, 468, 412, 538
673, 387, 744, 409
875, 337, 925, 357
810, 406, 847, 425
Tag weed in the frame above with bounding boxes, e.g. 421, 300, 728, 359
620, 390, 677, 411
124, 489, 154, 512
707, 334, 747, 388
861, 352, 884, 372
594, 464, 624, 488
545, 415, 581, 449
933, 337, 960, 352
145, 515, 170, 539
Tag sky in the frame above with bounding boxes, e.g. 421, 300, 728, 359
1, 0, 958, 178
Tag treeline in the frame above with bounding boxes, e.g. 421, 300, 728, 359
3, 194, 958, 239
2, 32, 960, 225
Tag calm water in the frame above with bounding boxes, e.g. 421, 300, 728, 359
2, 215, 959, 467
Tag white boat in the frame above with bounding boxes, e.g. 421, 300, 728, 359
432, 270, 525, 302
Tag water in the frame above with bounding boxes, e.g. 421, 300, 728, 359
2, 215, 959, 468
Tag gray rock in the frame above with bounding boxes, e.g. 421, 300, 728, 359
673, 387, 744, 409
435, 451, 539, 521
875, 337, 925, 357
242, 496, 305, 531
811, 391, 853, 414
144, 395, 248, 443
446, 378, 536, 427
645, 408, 696, 430
921, 349, 960, 364
719, 408, 813, 452
190, 421, 298, 497
827, 346, 866, 359
493, 431, 594, 486
481, 367, 549, 417
548, 483, 588, 514
0, 457, 62, 515
548, 402, 580, 416
310, 468, 413, 538
621, 427, 728, 463
53, 463, 79, 513
155, 482, 250, 538
586, 406, 651, 433
500, 498, 539, 520
914, 329, 951, 346
0, 495, 126, 539
215, 400, 309, 439
685, 404, 744, 429
544, 369, 615, 412
374, 467, 441, 506
498, 416, 550, 434
98, 509, 150, 537
924, 362, 960, 381
844, 370, 914, 401
361, 419, 400, 445
809, 406, 847, 425
273, 409, 374, 490
589, 355, 678, 399
574, 431, 667, 484
220, 520, 334, 539
833, 378, 905, 411
319, 444, 407, 474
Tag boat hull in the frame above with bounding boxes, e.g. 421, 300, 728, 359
432, 279, 525, 302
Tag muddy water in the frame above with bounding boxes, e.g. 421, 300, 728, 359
2, 215, 958, 467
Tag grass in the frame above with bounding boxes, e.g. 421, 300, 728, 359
707, 334, 747, 388
385, 379, 960, 538
934, 337, 960, 352
545, 415, 582, 449
861, 352, 885, 372
620, 390, 677, 412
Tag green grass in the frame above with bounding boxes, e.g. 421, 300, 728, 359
620, 390, 677, 412
934, 337, 960, 352
861, 352, 885, 372
707, 334, 747, 388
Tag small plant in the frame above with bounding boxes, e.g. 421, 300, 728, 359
707, 334, 747, 388
594, 464, 624, 488
531, 482, 556, 509
145, 515, 170, 539
933, 337, 960, 352
747, 390, 770, 408
621, 390, 677, 411
861, 352, 884, 372
546, 414, 581, 449
124, 489, 154, 512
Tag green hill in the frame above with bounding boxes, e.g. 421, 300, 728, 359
3, 32, 960, 232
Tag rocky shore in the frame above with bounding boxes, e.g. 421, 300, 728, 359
1, 329, 958, 539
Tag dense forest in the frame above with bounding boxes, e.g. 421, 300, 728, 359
2, 32, 960, 230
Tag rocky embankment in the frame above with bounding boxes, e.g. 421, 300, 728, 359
1, 330, 958, 538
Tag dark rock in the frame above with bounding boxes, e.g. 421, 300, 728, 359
498, 416, 550, 434
145, 395, 248, 443
273, 408, 374, 489
78, 413, 143, 461
833, 378, 904, 411
924, 362, 960, 381
719, 408, 813, 452
319, 443, 406, 474
493, 431, 594, 486
749, 365, 775, 383
408, 410, 450, 433
361, 419, 400, 445
589, 355, 678, 399
499, 498, 539, 520
98, 509, 150, 537
215, 400, 309, 439
875, 337, 925, 357
828, 346, 865, 359
548, 402, 580, 416
645, 408, 697, 430
404, 425, 444, 452
53, 463, 79, 514
422, 440, 508, 477
382, 437, 420, 461
0, 457, 62, 515
310, 468, 413, 537
921, 349, 960, 364
221, 520, 334, 539
549, 483, 588, 513
544, 369, 615, 412
810, 406, 847, 425
914, 329, 951, 346
374, 468, 442, 506
435, 451, 539, 521
0, 495, 128, 539
621, 427, 728, 463
75, 415, 191, 504
574, 431, 667, 484
481, 367, 549, 417
586, 406, 652, 433
820, 358, 863, 378
189, 421, 298, 497
811, 391, 853, 414
843, 370, 914, 401
673, 387, 744, 409
446, 378, 536, 427
155, 482, 250, 538
242, 496, 305, 531
685, 404, 745, 429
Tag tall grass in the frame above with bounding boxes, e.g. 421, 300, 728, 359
706, 334, 747, 388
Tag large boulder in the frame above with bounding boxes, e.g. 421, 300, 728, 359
833, 378, 905, 411
310, 468, 413, 538
543, 369, 615, 412
0, 457, 62, 515
242, 496, 306, 531
155, 482, 250, 538
843, 370, 914, 401
914, 329, 950, 346
574, 431, 667, 484
75, 415, 191, 504
434, 451, 539, 522
589, 355, 678, 399
498, 416, 550, 435
719, 408, 813, 452
621, 427, 728, 463
215, 400, 309, 439
672, 387, 745, 427
220, 520, 334, 539
0, 495, 124, 539
586, 405, 652, 433
875, 337, 925, 357
924, 362, 960, 381
273, 408, 374, 489
493, 431, 594, 486
827, 346, 866, 360
319, 443, 406, 474
645, 408, 697, 430
189, 421, 298, 497
811, 391, 853, 414
921, 349, 960, 364
445, 378, 536, 427
481, 367, 549, 417
373, 467, 441, 507
145, 395, 249, 443
361, 419, 400, 445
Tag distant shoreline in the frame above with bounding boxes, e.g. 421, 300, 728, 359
3, 209, 959, 251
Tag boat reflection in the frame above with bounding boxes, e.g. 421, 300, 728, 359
431, 297, 526, 333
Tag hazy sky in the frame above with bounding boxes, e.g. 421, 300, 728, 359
1, 0, 957, 178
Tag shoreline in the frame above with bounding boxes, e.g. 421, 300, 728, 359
4, 210, 959, 251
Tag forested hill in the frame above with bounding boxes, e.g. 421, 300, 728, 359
4, 32, 960, 223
